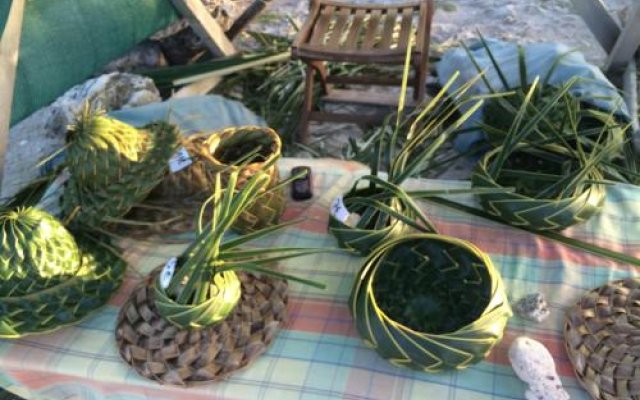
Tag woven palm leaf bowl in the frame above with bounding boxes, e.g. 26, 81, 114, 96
472, 144, 605, 231
0, 207, 126, 338
564, 278, 640, 400
115, 265, 288, 386
60, 106, 179, 228
482, 86, 625, 155
350, 233, 511, 372
328, 184, 410, 256
141, 126, 285, 235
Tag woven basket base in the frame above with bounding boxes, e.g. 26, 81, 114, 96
115, 270, 288, 386
564, 278, 640, 400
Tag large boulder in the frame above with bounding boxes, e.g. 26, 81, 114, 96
1, 73, 161, 199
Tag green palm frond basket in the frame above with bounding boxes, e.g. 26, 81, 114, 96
0, 207, 126, 338
472, 144, 606, 231
328, 184, 409, 256
147, 126, 285, 234
327, 48, 486, 255
350, 233, 511, 372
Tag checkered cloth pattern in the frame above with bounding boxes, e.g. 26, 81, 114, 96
1, 158, 638, 400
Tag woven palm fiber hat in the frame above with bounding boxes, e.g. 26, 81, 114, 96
115, 267, 288, 386
564, 278, 640, 399
0, 207, 126, 338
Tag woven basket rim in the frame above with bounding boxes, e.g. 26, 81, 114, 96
354, 233, 508, 337
475, 144, 605, 203
204, 126, 282, 171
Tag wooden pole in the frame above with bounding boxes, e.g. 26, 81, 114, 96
0, 0, 26, 192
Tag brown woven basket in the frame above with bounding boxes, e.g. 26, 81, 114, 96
115, 269, 289, 386
114, 127, 285, 237
564, 278, 640, 400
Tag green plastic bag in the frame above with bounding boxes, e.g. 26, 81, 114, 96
1, 0, 180, 126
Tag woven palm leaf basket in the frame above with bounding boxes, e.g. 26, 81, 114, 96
130, 126, 285, 236
350, 233, 511, 371
472, 144, 606, 231
564, 278, 640, 400
328, 67, 487, 255
0, 207, 126, 338
115, 164, 325, 385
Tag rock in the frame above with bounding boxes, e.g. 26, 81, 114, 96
509, 337, 570, 400
514, 293, 550, 323
102, 40, 167, 73
1, 73, 161, 198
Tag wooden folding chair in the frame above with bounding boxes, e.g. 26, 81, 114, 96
291, 0, 435, 144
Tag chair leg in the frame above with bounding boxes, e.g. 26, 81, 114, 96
310, 60, 330, 94
298, 63, 316, 145
413, 59, 427, 102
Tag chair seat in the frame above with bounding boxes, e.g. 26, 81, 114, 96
292, 0, 428, 64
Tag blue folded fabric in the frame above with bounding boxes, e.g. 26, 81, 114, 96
436, 39, 630, 152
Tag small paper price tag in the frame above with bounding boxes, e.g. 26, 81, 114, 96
159, 257, 177, 289
169, 147, 192, 173
330, 195, 350, 223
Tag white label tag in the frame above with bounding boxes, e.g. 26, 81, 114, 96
330, 195, 350, 223
169, 147, 192, 173
159, 257, 177, 289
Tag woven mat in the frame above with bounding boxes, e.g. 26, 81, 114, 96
564, 278, 640, 400
115, 269, 288, 386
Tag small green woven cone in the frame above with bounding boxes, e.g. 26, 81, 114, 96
66, 104, 149, 190
328, 186, 408, 256
0, 214, 127, 338
0, 207, 80, 297
350, 233, 511, 372
153, 269, 241, 329
472, 145, 605, 231
63, 121, 180, 226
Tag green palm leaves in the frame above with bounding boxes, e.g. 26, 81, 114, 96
153, 157, 325, 330
350, 234, 511, 371
328, 47, 487, 255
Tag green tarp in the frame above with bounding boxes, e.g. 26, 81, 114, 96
1, 0, 181, 126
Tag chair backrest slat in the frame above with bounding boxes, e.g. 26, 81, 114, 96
326, 7, 351, 49
362, 9, 382, 49
309, 5, 335, 46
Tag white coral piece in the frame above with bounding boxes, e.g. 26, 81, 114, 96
509, 336, 570, 400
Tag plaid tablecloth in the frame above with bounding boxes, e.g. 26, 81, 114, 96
1, 158, 639, 400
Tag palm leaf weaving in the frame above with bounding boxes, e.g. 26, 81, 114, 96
140, 126, 285, 235
116, 157, 328, 384
0, 207, 126, 338
328, 44, 491, 255
350, 233, 511, 371
60, 105, 179, 227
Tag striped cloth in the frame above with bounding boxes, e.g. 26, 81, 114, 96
1, 158, 638, 400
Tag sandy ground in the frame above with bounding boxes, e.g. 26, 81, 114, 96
236, 0, 636, 177
247, 0, 632, 64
